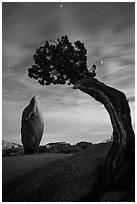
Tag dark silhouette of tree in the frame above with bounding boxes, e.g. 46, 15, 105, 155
28, 35, 134, 201
28, 35, 96, 86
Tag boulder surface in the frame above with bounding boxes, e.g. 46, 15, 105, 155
21, 95, 44, 154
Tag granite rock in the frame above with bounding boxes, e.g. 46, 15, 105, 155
21, 95, 44, 154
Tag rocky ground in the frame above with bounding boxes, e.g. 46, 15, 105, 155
3, 142, 134, 202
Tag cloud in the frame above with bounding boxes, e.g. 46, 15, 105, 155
83, 26, 135, 107
3, 43, 32, 68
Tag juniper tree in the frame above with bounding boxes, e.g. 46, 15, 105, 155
28, 35, 134, 201
28, 35, 96, 86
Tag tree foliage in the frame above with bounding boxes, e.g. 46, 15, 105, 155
28, 35, 95, 86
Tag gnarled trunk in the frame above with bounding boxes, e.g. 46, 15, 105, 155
73, 77, 135, 195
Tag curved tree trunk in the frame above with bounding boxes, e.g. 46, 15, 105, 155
73, 77, 135, 195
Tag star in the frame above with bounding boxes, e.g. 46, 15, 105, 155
8, 16, 11, 20
7, 64, 10, 68
101, 61, 104, 64
60, 4, 63, 8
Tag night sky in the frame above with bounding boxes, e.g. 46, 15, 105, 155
2, 2, 135, 145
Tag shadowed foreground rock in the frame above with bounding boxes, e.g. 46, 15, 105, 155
21, 95, 44, 154
74, 77, 135, 200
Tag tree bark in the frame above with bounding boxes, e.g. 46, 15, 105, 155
73, 77, 135, 194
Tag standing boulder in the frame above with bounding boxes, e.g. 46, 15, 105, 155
21, 95, 44, 154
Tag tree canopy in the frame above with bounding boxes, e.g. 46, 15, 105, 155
28, 35, 96, 86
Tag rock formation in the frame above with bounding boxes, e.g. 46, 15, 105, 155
21, 95, 44, 154
73, 77, 135, 200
